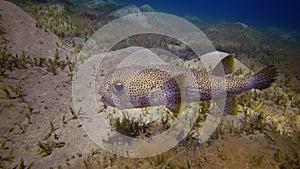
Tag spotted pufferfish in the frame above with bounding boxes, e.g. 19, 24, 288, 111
98, 54, 278, 115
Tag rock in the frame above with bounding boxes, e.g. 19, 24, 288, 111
206, 27, 219, 34
183, 16, 202, 23
234, 22, 249, 29
140, 4, 155, 12
280, 33, 296, 42
65, 37, 85, 46
0, 1, 61, 58
107, 4, 141, 19
166, 43, 187, 54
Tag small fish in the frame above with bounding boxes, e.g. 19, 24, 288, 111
98, 54, 278, 115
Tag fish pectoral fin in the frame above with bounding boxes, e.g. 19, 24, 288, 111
224, 95, 239, 115
214, 54, 235, 75
165, 74, 186, 116
166, 102, 181, 116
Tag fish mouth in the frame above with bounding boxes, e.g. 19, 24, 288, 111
100, 96, 114, 107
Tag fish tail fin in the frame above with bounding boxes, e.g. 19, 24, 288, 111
251, 65, 278, 90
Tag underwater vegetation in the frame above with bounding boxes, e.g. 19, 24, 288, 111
0, 0, 299, 168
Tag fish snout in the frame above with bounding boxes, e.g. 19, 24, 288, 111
100, 95, 115, 107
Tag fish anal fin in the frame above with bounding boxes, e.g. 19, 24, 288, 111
166, 102, 181, 116
224, 95, 239, 115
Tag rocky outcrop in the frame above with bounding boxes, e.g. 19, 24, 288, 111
107, 4, 141, 19
140, 4, 155, 12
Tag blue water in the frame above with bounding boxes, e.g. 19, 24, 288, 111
110, 0, 300, 32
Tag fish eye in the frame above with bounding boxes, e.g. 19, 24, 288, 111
112, 82, 124, 93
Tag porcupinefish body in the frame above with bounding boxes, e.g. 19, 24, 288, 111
98, 54, 277, 115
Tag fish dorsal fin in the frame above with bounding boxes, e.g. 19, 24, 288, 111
224, 95, 238, 115
214, 54, 235, 75
221, 54, 235, 74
